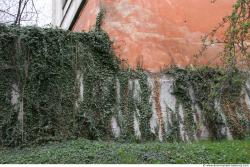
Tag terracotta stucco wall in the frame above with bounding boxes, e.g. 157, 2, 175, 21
73, 0, 235, 72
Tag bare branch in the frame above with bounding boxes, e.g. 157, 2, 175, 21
0, 9, 16, 18
14, 0, 23, 25
31, 0, 38, 24
0, 0, 40, 26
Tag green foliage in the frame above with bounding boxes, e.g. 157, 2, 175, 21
200, 0, 250, 80
0, 3, 249, 147
0, 23, 153, 146
167, 66, 248, 139
0, 24, 114, 146
0, 138, 249, 164
114, 69, 153, 142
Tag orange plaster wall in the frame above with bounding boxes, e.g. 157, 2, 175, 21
72, 0, 236, 72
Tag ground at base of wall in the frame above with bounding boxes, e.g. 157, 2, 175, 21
0, 139, 249, 164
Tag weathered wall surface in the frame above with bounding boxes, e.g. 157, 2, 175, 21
1, 26, 250, 146
110, 74, 250, 142
73, 0, 236, 72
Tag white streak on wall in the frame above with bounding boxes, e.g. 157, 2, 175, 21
178, 104, 189, 142
11, 84, 23, 124
246, 78, 250, 90
11, 83, 24, 140
111, 78, 122, 138
116, 79, 123, 123
130, 79, 142, 139
148, 76, 158, 135
75, 71, 84, 110
214, 99, 233, 140
159, 75, 176, 135
111, 116, 121, 138
188, 86, 209, 140
128, 79, 133, 92
150, 102, 158, 135
191, 106, 198, 140
11, 84, 19, 110
134, 109, 141, 139
79, 73, 84, 102
195, 104, 209, 139
245, 92, 250, 111
133, 79, 141, 103
245, 79, 250, 111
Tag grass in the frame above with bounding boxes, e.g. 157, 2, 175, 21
0, 139, 249, 164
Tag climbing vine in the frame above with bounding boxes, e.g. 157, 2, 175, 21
0, 20, 123, 146
188, 0, 250, 139
167, 66, 249, 140
0, 21, 152, 146
0, 0, 249, 147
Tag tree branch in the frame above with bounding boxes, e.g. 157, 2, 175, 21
14, 0, 23, 25
0, 9, 16, 18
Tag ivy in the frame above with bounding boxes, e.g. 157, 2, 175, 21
167, 66, 249, 140
0, 23, 116, 146
0, 22, 154, 146
0, 3, 249, 146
